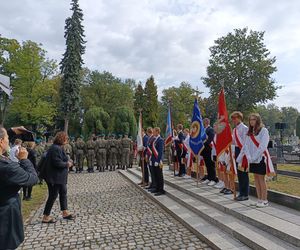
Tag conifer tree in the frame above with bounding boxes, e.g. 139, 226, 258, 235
60, 0, 86, 133
144, 76, 159, 127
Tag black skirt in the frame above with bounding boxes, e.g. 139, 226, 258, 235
249, 157, 266, 175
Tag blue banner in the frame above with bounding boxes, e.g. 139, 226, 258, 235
189, 98, 207, 155
165, 105, 173, 145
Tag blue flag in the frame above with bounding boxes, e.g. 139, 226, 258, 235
189, 98, 207, 155
165, 105, 173, 145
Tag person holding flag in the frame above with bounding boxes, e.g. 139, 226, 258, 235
214, 88, 236, 195
201, 118, 218, 186
150, 127, 165, 196
231, 111, 249, 201
174, 124, 187, 177
140, 128, 152, 186
189, 98, 207, 185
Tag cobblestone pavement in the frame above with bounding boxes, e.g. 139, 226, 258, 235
19, 171, 210, 250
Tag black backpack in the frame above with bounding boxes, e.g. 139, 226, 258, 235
37, 151, 48, 179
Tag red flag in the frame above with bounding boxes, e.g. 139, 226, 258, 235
215, 88, 232, 157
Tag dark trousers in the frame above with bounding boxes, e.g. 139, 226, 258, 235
237, 169, 249, 197
202, 148, 217, 181
153, 166, 164, 192
149, 165, 156, 188
143, 159, 149, 183
235, 147, 249, 197
43, 183, 68, 216
177, 154, 186, 176
23, 186, 33, 198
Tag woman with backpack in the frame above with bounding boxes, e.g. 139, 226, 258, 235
41, 131, 74, 223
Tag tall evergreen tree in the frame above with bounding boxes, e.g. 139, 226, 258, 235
60, 0, 86, 133
133, 82, 144, 120
144, 76, 159, 127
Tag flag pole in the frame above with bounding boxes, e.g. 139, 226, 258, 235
196, 155, 199, 187
229, 146, 236, 199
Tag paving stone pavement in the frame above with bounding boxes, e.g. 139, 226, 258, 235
18, 171, 211, 250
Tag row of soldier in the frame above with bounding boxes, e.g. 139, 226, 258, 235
64, 134, 135, 173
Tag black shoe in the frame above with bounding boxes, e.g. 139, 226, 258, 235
236, 196, 249, 201
154, 191, 165, 196
26, 197, 32, 201
223, 189, 233, 195
150, 189, 158, 193
220, 188, 227, 193
201, 176, 208, 181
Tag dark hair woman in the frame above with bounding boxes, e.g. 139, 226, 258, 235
41, 131, 74, 223
0, 127, 39, 250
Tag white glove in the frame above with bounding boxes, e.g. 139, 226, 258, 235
154, 162, 158, 166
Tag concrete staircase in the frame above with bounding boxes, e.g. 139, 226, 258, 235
119, 167, 300, 250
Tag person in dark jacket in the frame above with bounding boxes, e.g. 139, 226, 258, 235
0, 127, 39, 250
41, 131, 74, 223
23, 141, 37, 200
201, 118, 218, 185
174, 124, 187, 177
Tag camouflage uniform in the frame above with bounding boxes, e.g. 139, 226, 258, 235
70, 140, 76, 164
108, 136, 118, 171
117, 136, 123, 169
121, 135, 132, 170
63, 143, 74, 172
129, 138, 134, 168
35, 143, 45, 162
86, 138, 96, 173
96, 136, 107, 172
75, 138, 86, 173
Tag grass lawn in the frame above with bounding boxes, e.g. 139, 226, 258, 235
277, 164, 300, 172
21, 183, 48, 221
248, 173, 300, 197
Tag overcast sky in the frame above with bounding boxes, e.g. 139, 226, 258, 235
1, 0, 300, 109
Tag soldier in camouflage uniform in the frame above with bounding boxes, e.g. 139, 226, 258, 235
63, 142, 74, 172
108, 134, 118, 171
44, 136, 53, 151
121, 134, 132, 170
116, 135, 123, 169
75, 137, 86, 173
35, 139, 44, 162
129, 136, 134, 168
86, 136, 96, 173
96, 134, 107, 172
69, 137, 76, 166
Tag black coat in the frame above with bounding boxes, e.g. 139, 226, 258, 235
43, 144, 69, 185
201, 126, 215, 156
0, 158, 38, 250
27, 148, 37, 170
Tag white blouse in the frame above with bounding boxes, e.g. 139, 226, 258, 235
232, 122, 248, 146
236, 127, 269, 164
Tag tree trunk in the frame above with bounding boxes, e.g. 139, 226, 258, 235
64, 117, 69, 134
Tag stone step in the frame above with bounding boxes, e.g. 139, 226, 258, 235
119, 170, 251, 250
129, 167, 300, 248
